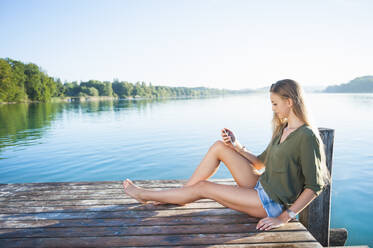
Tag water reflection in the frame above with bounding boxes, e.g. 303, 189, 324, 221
0, 103, 64, 153
0, 98, 183, 154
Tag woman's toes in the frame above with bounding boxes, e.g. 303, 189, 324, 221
123, 180, 130, 190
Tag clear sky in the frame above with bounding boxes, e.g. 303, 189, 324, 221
1, 0, 372, 90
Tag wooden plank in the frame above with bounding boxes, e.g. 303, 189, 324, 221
0, 184, 182, 197
0, 188, 132, 196
0, 199, 153, 207
0, 180, 183, 188
1, 187, 217, 201
0, 201, 229, 214
330, 228, 348, 246
0, 231, 321, 248
0, 222, 306, 238
0, 178, 234, 188
0, 178, 234, 186
0, 208, 248, 221
0, 215, 262, 229
0, 198, 213, 208
174, 244, 322, 248
0, 190, 173, 202
0, 199, 226, 207
0, 179, 236, 192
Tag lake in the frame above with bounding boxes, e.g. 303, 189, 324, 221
0, 93, 372, 246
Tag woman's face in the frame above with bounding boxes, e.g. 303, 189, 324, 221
270, 92, 292, 119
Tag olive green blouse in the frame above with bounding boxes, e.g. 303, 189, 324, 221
257, 124, 325, 207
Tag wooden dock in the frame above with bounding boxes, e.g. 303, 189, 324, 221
0, 179, 323, 247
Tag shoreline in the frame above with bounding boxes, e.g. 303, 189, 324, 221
0, 94, 240, 104
2, 92, 373, 105
0, 96, 120, 105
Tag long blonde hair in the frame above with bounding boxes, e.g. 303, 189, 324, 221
270, 79, 310, 141
270, 79, 330, 186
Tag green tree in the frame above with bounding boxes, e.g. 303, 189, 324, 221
124, 82, 134, 97
112, 81, 133, 98
133, 82, 145, 97
141, 82, 151, 97
80, 86, 99, 96
0, 59, 28, 102
64, 81, 81, 96
80, 80, 106, 95
103, 81, 113, 96
39, 72, 56, 101
0, 59, 14, 101
148, 82, 156, 97
24, 63, 43, 100
54, 78, 65, 97
6, 58, 27, 101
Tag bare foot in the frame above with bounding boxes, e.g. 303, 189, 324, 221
123, 179, 147, 204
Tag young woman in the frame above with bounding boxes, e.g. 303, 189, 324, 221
123, 79, 330, 231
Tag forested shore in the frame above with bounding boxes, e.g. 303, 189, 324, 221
0, 58, 252, 104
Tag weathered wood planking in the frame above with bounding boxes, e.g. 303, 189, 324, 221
0, 179, 322, 247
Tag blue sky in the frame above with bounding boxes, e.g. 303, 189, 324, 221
1, 0, 372, 89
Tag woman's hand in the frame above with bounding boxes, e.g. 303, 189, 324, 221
221, 128, 237, 148
256, 216, 286, 231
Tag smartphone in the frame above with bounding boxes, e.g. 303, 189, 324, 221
223, 129, 232, 143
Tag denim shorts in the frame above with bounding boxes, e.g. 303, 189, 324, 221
254, 180, 284, 217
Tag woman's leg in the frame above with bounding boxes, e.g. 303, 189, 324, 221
123, 179, 267, 218
185, 140, 260, 188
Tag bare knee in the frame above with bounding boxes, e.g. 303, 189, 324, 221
193, 180, 211, 198
209, 140, 237, 162
209, 140, 226, 154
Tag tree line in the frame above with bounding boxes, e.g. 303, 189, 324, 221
1, 58, 250, 103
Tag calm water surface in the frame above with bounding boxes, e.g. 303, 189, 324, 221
0, 93, 372, 246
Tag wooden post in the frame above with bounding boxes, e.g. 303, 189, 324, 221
299, 128, 335, 247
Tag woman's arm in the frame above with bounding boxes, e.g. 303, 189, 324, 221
256, 188, 317, 231
233, 141, 266, 170
221, 128, 265, 170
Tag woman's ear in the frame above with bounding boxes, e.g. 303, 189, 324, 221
287, 98, 293, 107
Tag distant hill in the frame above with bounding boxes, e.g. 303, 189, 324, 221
254, 86, 270, 92
253, 85, 325, 93
233, 88, 255, 94
303, 85, 327, 93
324, 76, 373, 93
